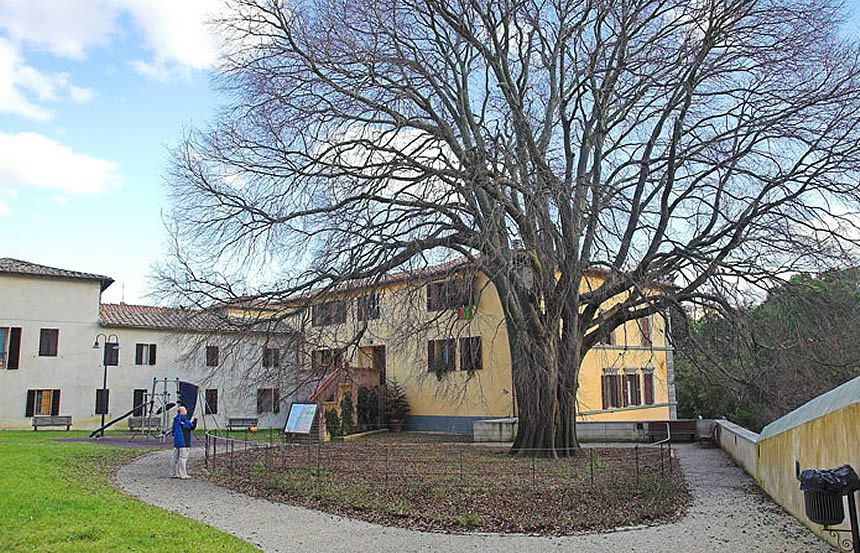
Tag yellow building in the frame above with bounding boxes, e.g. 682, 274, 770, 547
240, 262, 675, 433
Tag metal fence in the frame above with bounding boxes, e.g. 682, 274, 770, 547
202, 430, 678, 492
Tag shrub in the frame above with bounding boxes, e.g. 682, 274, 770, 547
356, 386, 380, 430
324, 409, 342, 437
340, 392, 354, 435
384, 379, 410, 420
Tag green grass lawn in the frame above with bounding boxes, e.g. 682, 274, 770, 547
0, 431, 257, 552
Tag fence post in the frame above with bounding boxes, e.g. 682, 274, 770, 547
205, 433, 209, 469
590, 449, 595, 488
230, 439, 235, 476
635, 445, 639, 486
668, 443, 673, 477
458, 449, 464, 486
384, 446, 389, 488
531, 453, 537, 487
213, 435, 218, 470
660, 444, 665, 478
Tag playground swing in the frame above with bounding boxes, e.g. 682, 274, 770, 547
88, 378, 216, 441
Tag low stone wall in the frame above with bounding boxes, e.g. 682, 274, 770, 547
713, 420, 759, 476
712, 375, 860, 551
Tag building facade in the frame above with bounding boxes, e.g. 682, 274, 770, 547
284, 264, 676, 433
0, 258, 295, 431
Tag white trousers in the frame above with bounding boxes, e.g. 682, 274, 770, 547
171, 447, 190, 478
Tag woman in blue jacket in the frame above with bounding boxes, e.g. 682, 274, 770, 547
170, 406, 197, 479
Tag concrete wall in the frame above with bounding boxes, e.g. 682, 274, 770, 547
714, 420, 759, 476
713, 376, 860, 550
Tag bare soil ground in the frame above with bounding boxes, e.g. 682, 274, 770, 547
200, 432, 689, 535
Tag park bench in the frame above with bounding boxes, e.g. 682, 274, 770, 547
227, 417, 259, 430
32, 415, 72, 431
128, 416, 162, 432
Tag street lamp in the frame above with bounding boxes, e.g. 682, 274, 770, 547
92, 333, 120, 438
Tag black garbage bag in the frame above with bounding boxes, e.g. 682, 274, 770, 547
799, 465, 860, 494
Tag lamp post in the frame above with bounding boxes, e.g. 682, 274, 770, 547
92, 333, 120, 438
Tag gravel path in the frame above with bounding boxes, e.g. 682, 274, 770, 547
114, 444, 829, 553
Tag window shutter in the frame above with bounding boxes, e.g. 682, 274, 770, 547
427, 341, 435, 371
622, 375, 629, 407
132, 389, 146, 416
51, 390, 60, 416
8, 327, 21, 369
257, 389, 265, 414
205, 389, 218, 415
135, 344, 144, 365
149, 344, 157, 365
273, 388, 280, 413
39, 329, 59, 356
644, 373, 654, 405
25, 390, 35, 417
601, 376, 609, 410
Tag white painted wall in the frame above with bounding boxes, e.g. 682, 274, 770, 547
0, 274, 296, 430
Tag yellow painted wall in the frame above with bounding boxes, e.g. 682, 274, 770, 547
756, 405, 860, 549
287, 269, 671, 424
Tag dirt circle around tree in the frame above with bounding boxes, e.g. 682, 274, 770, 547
201, 433, 690, 535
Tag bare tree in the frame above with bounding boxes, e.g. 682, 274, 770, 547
159, 0, 860, 456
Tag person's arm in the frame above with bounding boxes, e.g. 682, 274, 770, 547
190, 418, 198, 430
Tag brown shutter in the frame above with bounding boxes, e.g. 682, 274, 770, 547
205, 389, 218, 415
257, 389, 265, 413
427, 341, 435, 371
50, 390, 60, 416
135, 344, 144, 365
644, 373, 654, 405
622, 375, 629, 407
25, 390, 35, 417
8, 327, 21, 370
149, 344, 157, 365
273, 388, 280, 413
601, 376, 608, 410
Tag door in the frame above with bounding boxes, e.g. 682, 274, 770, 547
372, 346, 386, 385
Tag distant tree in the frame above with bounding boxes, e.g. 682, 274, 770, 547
676, 271, 860, 430
160, 0, 860, 455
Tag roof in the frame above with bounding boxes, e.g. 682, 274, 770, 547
100, 303, 294, 334
0, 257, 114, 291
760, 374, 860, 441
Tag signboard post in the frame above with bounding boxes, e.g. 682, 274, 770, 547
284, 402, 319, 443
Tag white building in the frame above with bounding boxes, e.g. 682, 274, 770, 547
0, 258, 296, 431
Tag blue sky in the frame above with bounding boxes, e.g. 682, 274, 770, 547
0, 2, 859, 305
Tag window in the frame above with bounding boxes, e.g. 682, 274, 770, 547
262, 347, 280, 368
357, 293, 380, 321
205, 389, 219, 415
132, 389, 147, 416
95, 389, 110, 415
643, 371, 655, 405
459, 337, 483, 371
256, 388, 280, 413
103, 343, 119, 366
601, 372, 622, 409
312, 348, 343, 372
639, 317, 652, 347
205, 345, 220, 367
427, 339, 456, 373
624, 372, 641, 406
427, 277, 473, 311
312, 300, 347, 326
25, 389, 60, 417
134, 344, 157, 365
38, 328, 59, 357
2, 327, 22, 369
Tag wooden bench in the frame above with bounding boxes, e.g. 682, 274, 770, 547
227, 417, 259, 430
128, 417, 162, 432
32, 415, 72, 431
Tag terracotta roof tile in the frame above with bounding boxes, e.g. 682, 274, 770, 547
100, 303, 294, 334
0, 257, 114, 291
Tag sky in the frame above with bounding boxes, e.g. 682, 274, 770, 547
0, 2, 859, 306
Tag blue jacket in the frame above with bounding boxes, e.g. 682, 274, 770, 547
172, 414, 197, 448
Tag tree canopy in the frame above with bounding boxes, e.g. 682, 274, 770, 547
161, 0, 860, 455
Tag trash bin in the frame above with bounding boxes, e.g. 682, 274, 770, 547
799, 465, 860, 526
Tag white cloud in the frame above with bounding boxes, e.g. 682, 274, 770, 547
0, 131, 121, 194
0, 38, 95, 120
0, 0, 229, 80
0, 0, 117, 59
0, 199, 9, 216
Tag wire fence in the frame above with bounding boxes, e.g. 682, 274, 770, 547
202, 430, 679, 493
